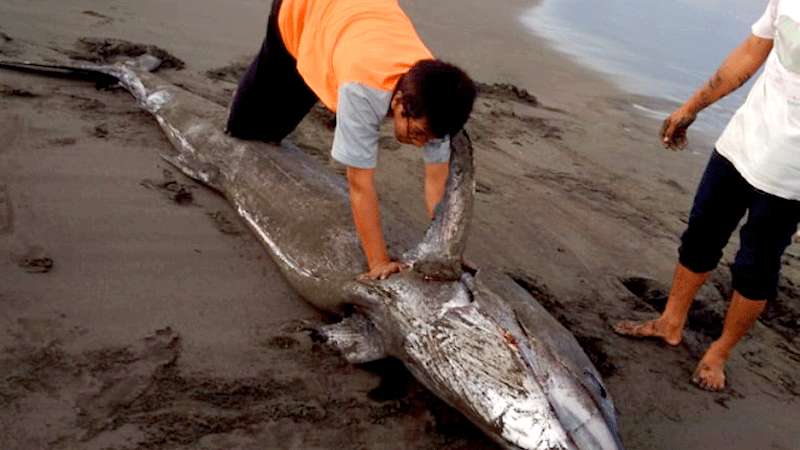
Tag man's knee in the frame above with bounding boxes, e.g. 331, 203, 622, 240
678, 227, 724, 273
730, 263, 779, 300
731, 242, 783, 301
226, 99, 285, 143
225, 120, 283, 144
733, 207, 799, 301
225, 114, 259, 140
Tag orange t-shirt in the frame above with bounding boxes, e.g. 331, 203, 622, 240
278, 0, 434, 111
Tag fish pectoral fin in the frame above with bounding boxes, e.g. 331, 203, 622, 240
160, 151, 223, 192
313, 315, 386, 364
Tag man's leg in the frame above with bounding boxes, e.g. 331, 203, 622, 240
692, 292, 765, 391
614, 264, 708, 345
226, 0, 318, 142
692, 185, 800, 391
614, 150, 749, 345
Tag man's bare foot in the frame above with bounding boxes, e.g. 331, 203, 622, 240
692, 345, 727, 391
612, 318, 683, 346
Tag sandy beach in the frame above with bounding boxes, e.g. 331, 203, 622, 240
1, 0, 798, 449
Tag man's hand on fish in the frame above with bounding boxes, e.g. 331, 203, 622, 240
359, 260, 409, 281
345, 160, 447, 282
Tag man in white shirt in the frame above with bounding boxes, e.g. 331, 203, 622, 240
614, 0, 800, 391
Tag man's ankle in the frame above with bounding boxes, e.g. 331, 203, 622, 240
657, 315, 685, 334
704, 340, 731, 362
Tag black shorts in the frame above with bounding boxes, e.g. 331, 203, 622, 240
225, 0, 318, 142
679, 149, 800, 300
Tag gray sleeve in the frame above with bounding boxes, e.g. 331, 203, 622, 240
422, 136, 451, 164
331, 83, 392, 169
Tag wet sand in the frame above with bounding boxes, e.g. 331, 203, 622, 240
1, 1, 798, 449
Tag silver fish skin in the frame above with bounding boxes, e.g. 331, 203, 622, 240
0, 57, 624, 450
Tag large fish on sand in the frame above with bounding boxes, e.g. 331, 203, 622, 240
0, 56, 625, 450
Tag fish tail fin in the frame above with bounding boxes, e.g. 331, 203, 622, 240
0, 59, 119, 86
0, 54, 161, 100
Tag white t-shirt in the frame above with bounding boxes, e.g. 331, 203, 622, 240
331, 82, 451, 169
716, 0, 800, 200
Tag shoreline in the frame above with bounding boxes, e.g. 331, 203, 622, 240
518, 0, 748, 142
403, 0, 717, 170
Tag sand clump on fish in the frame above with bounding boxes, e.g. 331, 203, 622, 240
66, 37, 185, 70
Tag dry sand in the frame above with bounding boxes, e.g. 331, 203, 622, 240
1, 0, 798, 449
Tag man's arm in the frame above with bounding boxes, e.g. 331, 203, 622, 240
661, 34, 773, 150
346, 166, 406, 280
424, 162, 449, 219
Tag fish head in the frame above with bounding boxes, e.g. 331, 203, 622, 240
367, 274, 623, 450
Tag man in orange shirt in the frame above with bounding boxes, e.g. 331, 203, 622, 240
227, 0, 477, 281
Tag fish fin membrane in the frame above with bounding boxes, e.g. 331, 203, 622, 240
316, 315, 386, 364
0, 59, 118, 86
159, 150, 224, 192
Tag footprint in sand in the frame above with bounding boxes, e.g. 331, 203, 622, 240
69, 37, 185, 70
207, 210, 242, 235
619, 275, 726, 340
81, 10, 114, 24
205, 61, 249, 83
620, 276, 669, 312
141, 173, 195, 205
0, 85, 37, 98
264, 335, 300, 350
13, 245, 54, 274
475, 180, 494, 195
92, 124, 109, 139
0, 184, 13, 235
46, 137, 78, 147
0, 30, 21, 57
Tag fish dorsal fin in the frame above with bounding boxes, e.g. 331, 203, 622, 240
406, 130, 475, 281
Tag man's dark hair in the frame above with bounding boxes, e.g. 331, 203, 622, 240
394, 59, 477, 138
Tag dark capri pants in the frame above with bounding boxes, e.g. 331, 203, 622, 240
226, 0, 317, 142
679, 149, 800, 300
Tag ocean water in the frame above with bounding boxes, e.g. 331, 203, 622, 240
522, 0, 769, 136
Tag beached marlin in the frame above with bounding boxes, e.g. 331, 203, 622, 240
0, 56, 624, 450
